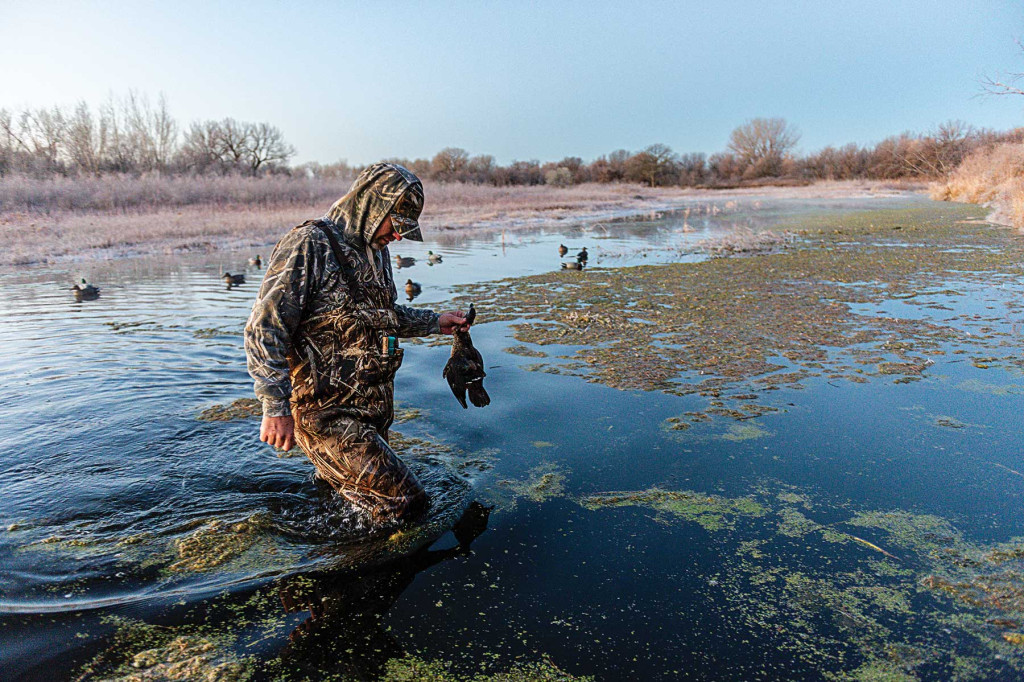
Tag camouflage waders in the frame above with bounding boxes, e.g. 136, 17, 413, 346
245, 164, 439, 525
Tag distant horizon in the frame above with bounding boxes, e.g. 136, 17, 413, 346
3, 1, 1023, 165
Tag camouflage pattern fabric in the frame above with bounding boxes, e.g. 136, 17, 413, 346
244, 163, 439, 524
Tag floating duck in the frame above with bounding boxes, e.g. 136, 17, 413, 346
561, 261, 584, 270
248, 255, 262, 268
223, 272, 246, 286
427, 251, 443, 264
71, 278, 100, 300
576, 246, 588, 264
443, 304, 489, 409
405, 279, 422, 299
558, 244, 568, 256
394, 255, 416, 269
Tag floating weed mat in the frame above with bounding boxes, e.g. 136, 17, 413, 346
78, 586, 592, 682
578, 484, 1024, 679
196, 398, 261, 422
453, 203, 1024, 410
76, 616, 250, 682
489, 463, 568, 509
380, 655, 593, 681
581, 488, 765, 532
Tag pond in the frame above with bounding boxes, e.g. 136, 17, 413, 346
2, 194, 1024, 680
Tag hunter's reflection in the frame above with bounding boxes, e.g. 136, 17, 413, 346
277, 501, 492, 679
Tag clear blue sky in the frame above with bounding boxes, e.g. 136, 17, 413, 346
2, 0, 1022, 164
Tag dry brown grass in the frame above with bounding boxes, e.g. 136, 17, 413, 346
930, 142, 1024, 228
0, 178, 918, 266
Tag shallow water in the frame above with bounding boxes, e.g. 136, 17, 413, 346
2, 195, 1024, 680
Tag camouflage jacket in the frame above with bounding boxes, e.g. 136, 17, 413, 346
244, 164, 439, 422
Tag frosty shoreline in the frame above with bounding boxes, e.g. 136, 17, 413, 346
1, 180, 924, 266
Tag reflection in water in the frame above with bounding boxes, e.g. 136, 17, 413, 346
277, 502, 492, 679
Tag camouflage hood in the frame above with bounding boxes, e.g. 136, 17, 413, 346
325, 162, 424, 249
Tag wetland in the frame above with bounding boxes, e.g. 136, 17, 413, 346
2, 193, 1024, 680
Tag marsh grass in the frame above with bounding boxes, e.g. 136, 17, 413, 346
931, 142, 1024, 229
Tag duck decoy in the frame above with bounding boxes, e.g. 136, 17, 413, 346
558, 244, 568, 256
576, 246, 588, 264
427, 250, 443, 264
394, 255, 416, 269
71, 278, 100, 300
223, 272, 246, 286
248, 255, 262, 268
561, 261, 584, 270
405, 279, 422, 300
443, 304, 490, 409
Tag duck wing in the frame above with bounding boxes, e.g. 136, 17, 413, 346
443, 355, 469, 409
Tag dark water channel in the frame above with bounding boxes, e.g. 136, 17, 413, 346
2, 196, 1024, 680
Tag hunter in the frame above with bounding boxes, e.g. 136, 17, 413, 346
244, 163, 468, 525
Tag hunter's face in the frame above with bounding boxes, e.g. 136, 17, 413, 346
371, 215, 401, 250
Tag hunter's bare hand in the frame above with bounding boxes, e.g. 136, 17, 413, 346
439, 310, 470, 335
261, 415, 295, 452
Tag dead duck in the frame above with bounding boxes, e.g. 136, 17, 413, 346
561, 261, 584, 271
248, 255, 262, 267
443, 304, 490, 409
222, 272, 246, 286
427, 250, 443, 264
558, 244, 568, 256
405, 279, 422, 299
71, 279, 100, 300
576, 246, 588, 264
394, 255, 416, 269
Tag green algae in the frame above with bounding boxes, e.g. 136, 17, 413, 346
197, 398, 261, 422
503, 344, 548, 358
720, 422, 772, 442
168, 513, 275, 573
452, 203, 1024, 406
381, 655, 593, 681
496, 463, 567, 505
580, 488, 766, 532
394, 407, 425, 423
575, 483, 1024, 678
77, 617, 250, 682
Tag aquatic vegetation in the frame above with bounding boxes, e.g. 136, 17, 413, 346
77, 617, 249, 681
168, 513, 274, 573
496, 463, 567, 505
454, 203, 1024, 406
394, 407, 424, 423
381, 655, 593, 681
576, 483, 1024, 678
503, 344, 547, 358
580, 488, 766, 532
197, 398, 262, 422
720, 422, 772, 441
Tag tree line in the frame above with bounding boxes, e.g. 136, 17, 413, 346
0, 92, 294, 177
3, 93, 1020, 186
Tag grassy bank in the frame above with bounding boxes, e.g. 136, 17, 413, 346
0, 177, 915, 266
931, 142, 1024, 229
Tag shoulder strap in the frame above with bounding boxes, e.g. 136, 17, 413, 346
298, 218, 346, 268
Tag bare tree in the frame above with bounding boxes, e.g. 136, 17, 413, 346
246, 122, 294, 174
625, 144, 679, 187
727, 118, 800, 177
431, 147, 469, 180
64, 101, 106, 175
981, 38, 1024, 97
